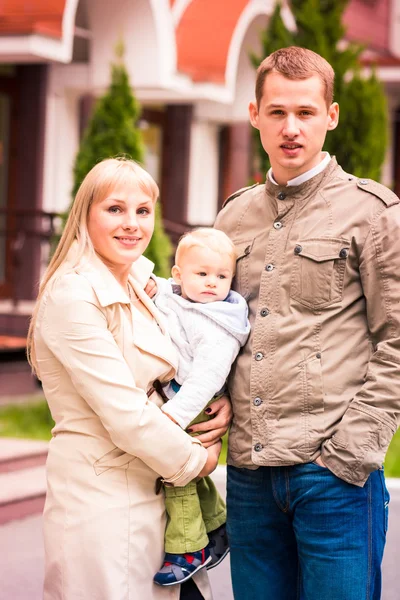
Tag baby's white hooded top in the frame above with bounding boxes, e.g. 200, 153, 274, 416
154, 277, 250, 429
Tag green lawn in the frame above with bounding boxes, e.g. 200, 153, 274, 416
1, 399, 400, 478
0, 399, 54, 440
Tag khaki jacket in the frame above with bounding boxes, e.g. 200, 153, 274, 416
215, 158, 400, 487
35, 249, 210, 600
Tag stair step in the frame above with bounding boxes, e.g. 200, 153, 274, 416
0, 465, 46, 525
0, 438, 48, 473
0, 439, 48, 524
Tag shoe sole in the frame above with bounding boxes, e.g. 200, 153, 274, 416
206, 547, 230, 570
154, 555, 212, 587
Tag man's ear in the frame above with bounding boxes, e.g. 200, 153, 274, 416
249, 100, 260, 130
327, 102, 339, 131
171, 265, 182, 283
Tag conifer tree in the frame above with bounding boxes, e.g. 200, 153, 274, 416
71, 40, 172, 275
252, 0, 388, 181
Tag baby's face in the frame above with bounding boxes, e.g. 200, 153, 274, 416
174, 246, 234, 303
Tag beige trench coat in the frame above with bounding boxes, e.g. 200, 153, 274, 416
34, 250, 211, 600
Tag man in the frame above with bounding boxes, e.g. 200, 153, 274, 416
214, 46, 398, 600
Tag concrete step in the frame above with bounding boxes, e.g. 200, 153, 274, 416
0, 438, 48, 473
0, 438, 48, 524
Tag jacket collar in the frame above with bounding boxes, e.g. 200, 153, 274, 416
67, 243, 155, 308
264, 156, 339, 202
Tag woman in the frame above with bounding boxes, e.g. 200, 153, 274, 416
27, 158, 231, 599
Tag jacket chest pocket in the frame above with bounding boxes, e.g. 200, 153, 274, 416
290, 237, 350, 309
233, 239, 254, 300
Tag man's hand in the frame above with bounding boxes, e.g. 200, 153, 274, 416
188, 395, 232, 448
144, 278, 157, 298
314, 455, 327, 468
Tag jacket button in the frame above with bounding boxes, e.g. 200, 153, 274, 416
294, 245, 302, 254
244, 245, 251, 255
254, 443, 263, 452
253, 397, 263, 406
359, 179, 369, 185
265, 263, 274, 271
260, 308, 269, 317
339, 248, 348, 259
255, 352, 264, 361
273, 221, 283, 230
277, 192, 286, 200
316, 352, 321, 359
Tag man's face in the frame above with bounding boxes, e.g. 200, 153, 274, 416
249, 72, 339, 185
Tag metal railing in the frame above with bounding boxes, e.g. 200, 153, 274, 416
0, 208, 62, 306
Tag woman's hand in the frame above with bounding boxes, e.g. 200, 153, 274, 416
198, 440, 222, 477
188, 395, 232, 448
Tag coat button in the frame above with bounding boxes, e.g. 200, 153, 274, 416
294, 245, 302, 254
339, 248, 348, 259
255, 352, 264, 361
316, 352, 321, 359
265, 263, 274, 271
254, 443, 263, 452
277, 192, 286, 200
253, 397, 263, 406
260, 308, 269, 317
273, 221, 283, 230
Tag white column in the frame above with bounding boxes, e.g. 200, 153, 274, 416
390, 0, 400, 58
42, 83, 80, 213
187, 121, 220, 226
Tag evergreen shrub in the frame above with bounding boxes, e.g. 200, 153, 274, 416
68, 43, 172, 276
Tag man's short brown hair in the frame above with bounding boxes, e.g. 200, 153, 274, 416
255, 46, 335, 108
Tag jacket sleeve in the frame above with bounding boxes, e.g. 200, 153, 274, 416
321, 204, 400, 486
161, 315, 240, 428
40, 274, 207, 486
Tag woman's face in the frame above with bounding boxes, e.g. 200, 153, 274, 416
87, 181, 155, 273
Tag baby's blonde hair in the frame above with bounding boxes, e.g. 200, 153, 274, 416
175, 228, 237, 272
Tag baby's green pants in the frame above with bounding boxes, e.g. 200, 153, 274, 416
163, 402, 226, 553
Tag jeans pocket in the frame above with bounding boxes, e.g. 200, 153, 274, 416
378, 468, 390, 533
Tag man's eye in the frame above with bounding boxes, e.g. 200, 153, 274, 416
271, 110, 284, 115
108, 206, 122, 214
300, 111, 312, 116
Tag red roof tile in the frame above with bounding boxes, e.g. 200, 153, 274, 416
176, 0, 248, 83
0, 0, 66, 39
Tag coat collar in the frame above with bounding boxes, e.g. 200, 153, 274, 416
67, 243, 155, 308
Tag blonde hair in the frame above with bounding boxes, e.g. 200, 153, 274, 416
27, 157, 159, 376
175, 228, 237, 272
255, 46, 335, 108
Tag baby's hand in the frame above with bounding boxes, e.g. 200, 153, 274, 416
144, 278, 158, 298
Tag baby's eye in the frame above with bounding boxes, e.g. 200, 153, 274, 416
218, 275, 226, 279
198, 272, 207, 277
108, 206, 122, 214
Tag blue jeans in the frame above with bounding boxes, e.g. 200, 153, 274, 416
227, 463, 389, 600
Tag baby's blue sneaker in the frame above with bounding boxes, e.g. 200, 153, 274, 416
206, 523, 230, 569
154, 547, 211, 586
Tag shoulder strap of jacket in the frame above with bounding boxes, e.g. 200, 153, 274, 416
222, 183, 260, 208
356, 179, 399, 207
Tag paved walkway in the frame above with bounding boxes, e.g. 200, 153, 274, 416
0, 468, 400, 600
